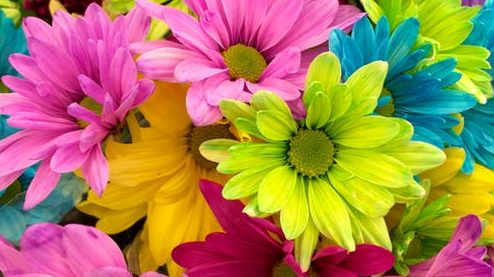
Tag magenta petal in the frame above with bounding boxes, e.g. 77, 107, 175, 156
188, 260, 274, 277
137, 46, 200, 81
21, 224, 74, 276
81, 145, 109, 196
175, 58, 227, 82
330, 5, 365, 32
185, 81, 223, 126
312, 246, 348, 264
24, 160, 61, 210
451, 215, 483, 251
172, 241, 232, 270
83, 267, 133, 277
67, 103, 101, 125
314, 263, 358, 277
140, 272, 168, 277
0, 236, 29, 274
261, 47, 301, 79
78, 75, 106, 104
50, 143, 90, 173
125, 6, 151, 43
338, 244, 394, 276
62, 225, 127, 273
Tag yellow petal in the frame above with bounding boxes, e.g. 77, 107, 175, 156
421, 147, 465, 186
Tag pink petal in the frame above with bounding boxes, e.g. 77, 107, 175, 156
451, 215, 483, 252
78, 75, 106, 104
199, 10, 230, 49
331, 5, 366, 32
83, 267, 133, 277
80, 124, 108, 152
175, 58, 227, 82
0, 170, 24, 191
21, 223, 74, 276
125, 6, 151, 43
131, 40, 187, 54
218, 0, 245, 42
62, 225, 127, 273
109, 48, 137, 99
50, 143, 90, 173
0, 236, 29, 274
205, 78, 249, 106
338, 244, 394, 276
183, 0, 207, 16
185, 81, 224, 126
257, 0, 304, 52
261, 47, 301, 80
67, 103, 101, 125
22, 17, 57, 44
24, 159, 61, 210
242, 0, 268, 45
81, 145, 109, 196
140, 272, 168, 277
247, 78, 300, 101
8, 54, 48, 84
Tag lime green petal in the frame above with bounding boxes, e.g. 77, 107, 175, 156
388, 180, 426, 203
348, 207, 392, 249
345, 61, 388, 117
308, 178, 355, 250
199, 139, 239, 163
379, 118, 414, 149
303, 81, 325, 108
295, 220, 319, 272
234, 118, 267, 139
328, 84, 352, 121
251, 90, 293, 116
257, 166, 298, 213
332, 116, 400, 148
360, 0, 385, 23
219, 99, 256, 122
243, 198, 271, 218
385, 141, 446, 175
306, 52, 341, 92
223, 164, 278, 199
455, 74, 488, 104
229, 142, 287, 158
256, 110, 297, 141
336, 150, 412, 188
280, 176, 309, 239
218, 155, 286, 175
329, 169, 394, 218
305, 92, 331, 130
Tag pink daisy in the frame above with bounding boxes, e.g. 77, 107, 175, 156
0, 223, 165, 277
134, 0, 364, 126
172, 180, 394, 277
0, 4, 154, 209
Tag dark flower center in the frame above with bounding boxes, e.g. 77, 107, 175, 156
222, 44, 267, 83
188, 124, 236, 170
288, 129, 334, 177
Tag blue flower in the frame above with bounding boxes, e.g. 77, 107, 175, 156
0, 9, 26, 90
330, 16, 477, 148
456, 0, 494, 173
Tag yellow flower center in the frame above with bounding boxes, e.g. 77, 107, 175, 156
222, 44, 267, 83
77, 97, 103, 128
287, 129, 334, 177
376, 88, 395, 117
272, 263, 298, 277
188, 124, 236, 170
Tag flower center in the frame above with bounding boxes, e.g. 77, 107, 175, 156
287, 129, 334, 177
376, 88, 395, 117
272, 263, 298, 277
188, 124, 236, 170
77, 97, 102, 128
222, 44, 267, 83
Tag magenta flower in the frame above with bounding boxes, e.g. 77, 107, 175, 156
462, 0, 486, 5
0, 4, 154, 209
172, 180, 394, 277
134, 0, 364, 126
408, 215, 493, 277
0, 223, 165, 277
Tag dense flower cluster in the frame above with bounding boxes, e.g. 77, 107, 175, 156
0, 0, 494, 276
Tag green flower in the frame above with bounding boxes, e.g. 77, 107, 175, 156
361, 0, 492, 103
201, 52, 446, 270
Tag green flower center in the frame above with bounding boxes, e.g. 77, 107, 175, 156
222, 44, 267, 83
272, 263, 298, 277
77, 97, 103, 128
376, 87, 395, 117
287, 129, 334, 177
188, 124, 236, 170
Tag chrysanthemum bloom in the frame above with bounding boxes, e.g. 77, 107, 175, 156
0, 10, 26, 92
421, 147, 494, 238
201, 52, 446, 268
450, 0, 494, 173
0, 4, 155, 209
408, 215, 493, 277
78, 82, 235, 275
331, 16, 476, 148
0, 223, 165, 276
361, 0, 492, 103
134, 0, 364, 126
173, 180, 395, 277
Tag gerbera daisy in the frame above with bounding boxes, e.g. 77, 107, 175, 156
201, 52, 445, 261
330, 16, 477, 148
173, 180, 395, 276
408, 215, 493, 277
134, 0, 364, 126
0, 9, 26, 92
421, 147, 494, 238
361, 0, 492, 103
0, 223, 165, 276
0, 4, 154, 209
78, 82, 236, 276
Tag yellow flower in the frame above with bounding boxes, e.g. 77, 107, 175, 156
421, 147, 494, 238
78, 82, 236, 276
